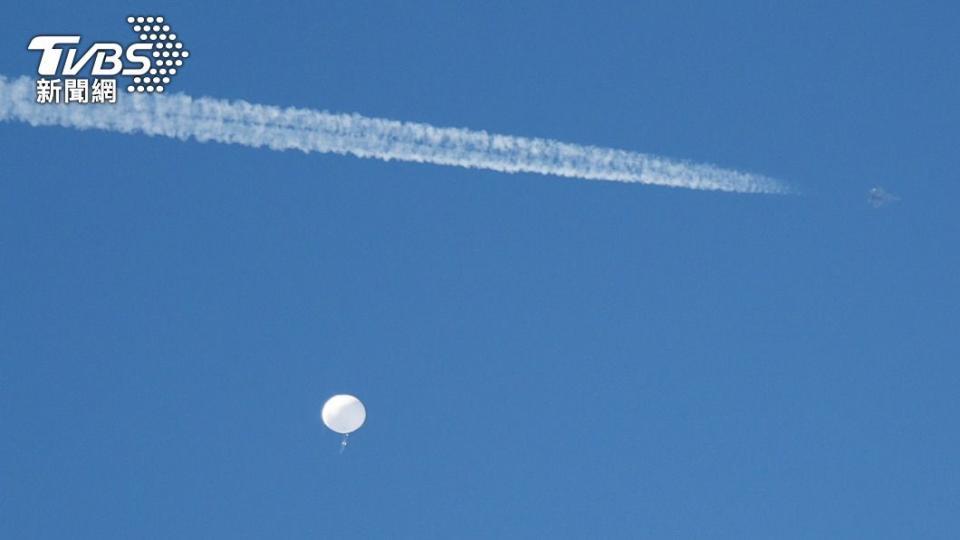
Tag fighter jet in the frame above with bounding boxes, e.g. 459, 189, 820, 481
868, 186, 899, 208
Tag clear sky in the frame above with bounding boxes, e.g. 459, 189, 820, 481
2, 1, 959, 538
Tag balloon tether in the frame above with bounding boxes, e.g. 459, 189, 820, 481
339, 433, 350, 454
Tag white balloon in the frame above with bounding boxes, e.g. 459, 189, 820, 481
322, 394, 366, 434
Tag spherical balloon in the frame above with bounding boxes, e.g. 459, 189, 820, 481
321, 394, 366, 434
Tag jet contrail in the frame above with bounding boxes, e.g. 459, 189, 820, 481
0, 75, 788, 194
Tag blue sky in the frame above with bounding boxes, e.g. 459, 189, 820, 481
2, 1, 959, 538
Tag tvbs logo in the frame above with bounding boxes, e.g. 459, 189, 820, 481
28, 15, 190, 104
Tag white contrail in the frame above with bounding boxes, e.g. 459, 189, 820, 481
0, 75, 788, 193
